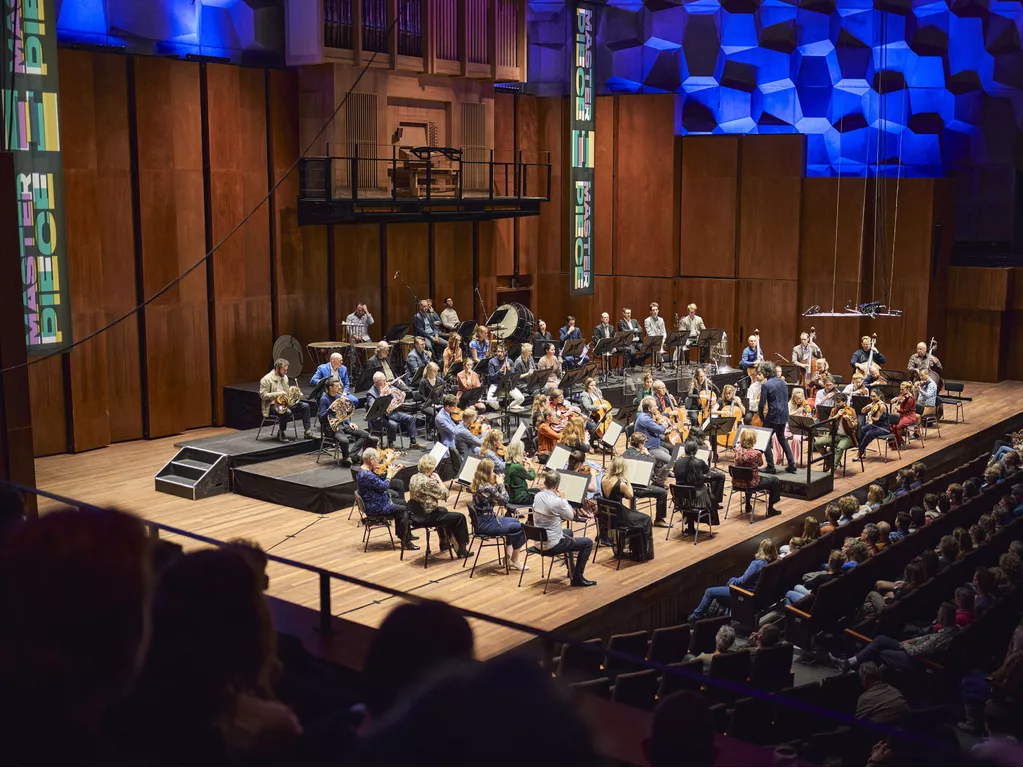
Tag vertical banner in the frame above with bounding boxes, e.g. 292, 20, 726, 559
569, 2, 594, 296
3, 0, 71, 353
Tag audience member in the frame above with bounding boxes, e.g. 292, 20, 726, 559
911, 462, 926, 488
954, 586, 976, 627
973, 568, 997, 614
971, 702, 1023, 765
875, 520, 891, 550
689, 625, 736, 673
786, 550, 844, 605
857, 484, 885, 518
889, 513, 911, 544
820, 503, 841, 534
688, 539, 778, 622
833, 602, 958, 675
644, 691, 716, 767
855, 662, 908, 725
908, 505, 926, 533
836, 495, 858, 525
936, 535, 958, 570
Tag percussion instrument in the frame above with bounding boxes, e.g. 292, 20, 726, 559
486, 302, 534, 344
272, 335, 305, 377
398, 334, 417, 362
353, 342, 378, 370
307, 341, 350, 367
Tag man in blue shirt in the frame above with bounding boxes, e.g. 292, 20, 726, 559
634, 397, 672, 465
309, 352, 358, 406
413, 299, 444, 355
434, 394, 461, 470
756, 361, 797, 474
739, 335, 760, 375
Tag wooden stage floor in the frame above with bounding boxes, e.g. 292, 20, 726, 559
34, 380, 1022, 660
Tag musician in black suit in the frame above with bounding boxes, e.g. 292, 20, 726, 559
318, 380, 372, 464
850, 335, 886, 374
617, 308, 649, 366
593, 312, 615, 344
413, 300, 444, 355
365, 341, 415, 395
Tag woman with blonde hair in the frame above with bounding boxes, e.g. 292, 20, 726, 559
480, 428, 507, 474
689, 538, 778, 622
469, 325, 490, 363
408, 454, 472, 558
470, 458, 527, 570
558, 414, 590, 453
442, 334, 463, 376
600, 456, 654, 561
504, 440, 538, 504
777, 387, 808, 466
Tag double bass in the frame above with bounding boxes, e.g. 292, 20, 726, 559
799, 327, 817, 390
922, 337, 943, 391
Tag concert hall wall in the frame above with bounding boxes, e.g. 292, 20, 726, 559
27, 50, 500, 457
495, 92, 955, 384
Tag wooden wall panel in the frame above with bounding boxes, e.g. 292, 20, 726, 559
494, 93, 515, 276
272, 69, 328, 344
516, 94, 539, 278
333, 224, 382, 338
135, 57, 212, 438
947, 267, 1012, 311
798, 177, 868, 366
738, 135, 803, 281
615, 95, 676, 277
208, 64, 272, 419
675, 278, 738, 344
27, 352, 66, 456
615, 276, 675, 331
679, 136, 738, 278
478, 221, 498, 317
946, 310, 1004, 383
737, 279, 798, 361
594, 96, 614, 276
536, 97, 564, 275
386, 223, 430, 330
434, 222, 476, 324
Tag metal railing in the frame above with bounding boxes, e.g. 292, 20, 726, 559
298, 144, 551, 204
5, 478, 953, 759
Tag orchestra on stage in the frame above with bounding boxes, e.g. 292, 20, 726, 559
259, 294, 957, 584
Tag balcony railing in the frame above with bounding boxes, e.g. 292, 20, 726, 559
299, 144, 551, 204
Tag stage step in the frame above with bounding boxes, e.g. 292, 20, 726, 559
155, 447, 229, 500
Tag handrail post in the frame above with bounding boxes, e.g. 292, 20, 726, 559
488, 148, 494, 200
426, 148, 433, 202
391, 143, 398, 200
147, 523, 160, 540
458, 148, 464, 199
318, 572, 335, 635
519, 149, 525, 198
352, 143, 360, 201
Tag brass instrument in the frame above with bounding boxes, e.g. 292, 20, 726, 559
382, 383, 406, 415
327, 395, 355, 432
273, 385, 303, 415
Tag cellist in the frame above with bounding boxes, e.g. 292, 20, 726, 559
580, 377, 613, 441
711, 384, 745, 449
814, 392, 858, 471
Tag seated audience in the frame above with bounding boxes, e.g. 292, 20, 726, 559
688, 625, 736, 673
833, 602, 958, 674
786, 550, 844, 605
689, 539, 778, 622
644, 692, 716, 767
955, 586, 976, 627
855, 662, 908, 725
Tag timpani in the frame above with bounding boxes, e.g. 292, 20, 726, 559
306, 341, 350, 367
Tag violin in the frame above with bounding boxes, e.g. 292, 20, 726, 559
373, 448, 406, 476
450, 407, 463, 422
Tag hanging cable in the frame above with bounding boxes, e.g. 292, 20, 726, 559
889, 87, 907, 295
1, 14, 401, 375
830, 120, 844, 314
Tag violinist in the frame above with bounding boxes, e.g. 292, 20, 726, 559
480, 428, 507, 474
813, 375, 839, 409
558, 414, 592, 454
843, 371, 869, 397
455, 406, 484, 460
550, 388, 589, 431
890, 380, 918, 448
434, 394, 463, 470
357, 447, 414, 550
809, 358, 831, 391
456, 363, 486, 411
814, 392, 858, 471
915, 368, 939, 419
485, 345, 523, 411
537, 342, 564, 391
530, 393, 550, 432
504, 439, 539, 504
537, 408, 563, 458
856, 388, 891, 459
624, 432, 670, 526
782, 387, 811, 466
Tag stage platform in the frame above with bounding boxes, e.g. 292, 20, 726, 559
33, 380, 1022, 662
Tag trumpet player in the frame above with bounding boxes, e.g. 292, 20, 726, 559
260, 358, 313, 442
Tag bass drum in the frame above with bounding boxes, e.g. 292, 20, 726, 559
486, 302, 534, 344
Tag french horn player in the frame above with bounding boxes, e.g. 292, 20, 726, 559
259, 357, 313, 442
318, 379, 372, 465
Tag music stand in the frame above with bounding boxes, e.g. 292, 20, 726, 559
495, 370, 522, 433
851, 394, 871, 416
411, 361, 426, 387
364, 393, 393, 438
616, 404, 639, 425
780, 364, 803, 385
611, 330, 634, 374
694, 328, 722, 365
733, 425, 774, 453
385, 323, 412, 343
524, 369, 550, 395
353, 367, 376, 394
446, 360, 464, 379
473, 357, 491, 375
788, 414, 817, 474
705, 415, 737, 467
561, 338, 586, 363
881, 368, 910, 383
593, 336, 617, 383
641, 335, 663, 371
663, 330, 685, 369
458, 387, 484, 409
598, 420, 624, 468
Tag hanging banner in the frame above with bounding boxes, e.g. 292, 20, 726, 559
569, 2, 594, 296
4, 0, 71, 353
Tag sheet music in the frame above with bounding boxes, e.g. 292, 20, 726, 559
429, 442, 448, 464
558, 470, 590, 505
623, 456, 656, 487
545, 444, 571, 471
511, 422, 526, 445
600, 420, 624, 449
457, 454, 482, 485
696, 448, 711, 464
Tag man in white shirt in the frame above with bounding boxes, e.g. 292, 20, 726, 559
644, 302, 666, 361
344, 304, 374, 342
531, 470, 596, 587
679, 302, 706, 363
440, 297, 460, 332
